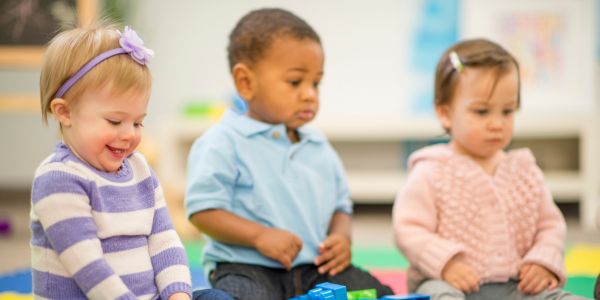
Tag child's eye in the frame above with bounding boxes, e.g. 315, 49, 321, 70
473, 109, 488, 116
106, 119, 121, 126
313, 81, 320, 88
503, 108, 515, 115
288, 80, 301, 87
134, 122, 144, 128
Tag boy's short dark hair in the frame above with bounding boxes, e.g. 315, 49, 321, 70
227, 8, 321, 71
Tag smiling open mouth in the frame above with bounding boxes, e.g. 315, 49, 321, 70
107, 145, 126, 154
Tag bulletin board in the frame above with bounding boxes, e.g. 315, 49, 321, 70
0, 0, 97, 68
460, 0, 596, 115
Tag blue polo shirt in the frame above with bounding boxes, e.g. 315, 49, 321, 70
185, 109, 353, 271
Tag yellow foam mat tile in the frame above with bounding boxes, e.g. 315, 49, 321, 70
0, 293, 32, 300
565, 244, 600, 275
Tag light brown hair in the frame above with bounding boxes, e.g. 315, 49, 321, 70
40, 20, 152, 124
434, 38, 520, 108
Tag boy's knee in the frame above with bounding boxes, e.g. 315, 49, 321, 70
192, 288, 235, 300
329, 265, 394, 297
213, 274, 278, 300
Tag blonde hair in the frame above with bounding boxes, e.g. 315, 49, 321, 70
40, 20, 152, 124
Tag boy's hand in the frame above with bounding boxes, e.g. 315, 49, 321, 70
167, 292, 190, 300
314, 233, 351, 276
254, 227, 302, 270
518, 263, 558, 295
441, 256, 480, 293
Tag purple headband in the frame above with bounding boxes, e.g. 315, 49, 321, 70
54, 26, 154, 98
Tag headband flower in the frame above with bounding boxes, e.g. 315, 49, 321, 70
54, 26, 154, 98
119, 26, 154, 65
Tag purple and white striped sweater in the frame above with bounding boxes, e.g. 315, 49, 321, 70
30, 143, 191, 299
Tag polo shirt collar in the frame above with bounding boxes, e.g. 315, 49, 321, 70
222, 108, 325, 143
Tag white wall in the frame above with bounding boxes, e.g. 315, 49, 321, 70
128, 0, 421, 133
0, 0, 424, 189
1, 0, 596, 188
0, 70, 57, 189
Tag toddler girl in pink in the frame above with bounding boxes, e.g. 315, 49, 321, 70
392, 39, 589, 300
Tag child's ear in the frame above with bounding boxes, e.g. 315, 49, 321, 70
232, 63, 255, 102
435, 103, 452, 130
50, 98, 72, 127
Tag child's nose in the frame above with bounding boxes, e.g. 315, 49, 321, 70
302, 86, 317, 102
120, 124, 137, 140
488, 116, 504, 130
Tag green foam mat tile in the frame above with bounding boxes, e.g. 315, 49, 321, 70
564, 275, 595, 298
183, 239, 205, 267
352, 246, 409, 269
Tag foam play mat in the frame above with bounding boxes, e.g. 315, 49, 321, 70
351, 244, 600, 298
1, 242, 598, 299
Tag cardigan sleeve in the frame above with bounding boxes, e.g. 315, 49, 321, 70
521, 164, 567, 285
392, 161, 465, 279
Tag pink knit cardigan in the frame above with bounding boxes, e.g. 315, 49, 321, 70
392, 144, 567, 292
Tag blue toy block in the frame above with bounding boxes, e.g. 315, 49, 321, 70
316, 282, 347, 300
380, 294, 430, 300
308, 288, 335, 300
288, 282, 431, 300
288, 282, 348, 300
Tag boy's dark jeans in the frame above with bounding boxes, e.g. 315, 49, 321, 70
210, 262, 393, 300
192, 288, 234, 300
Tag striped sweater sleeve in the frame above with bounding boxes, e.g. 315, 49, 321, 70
31, 166, 136, 299
148, 170, 192, 299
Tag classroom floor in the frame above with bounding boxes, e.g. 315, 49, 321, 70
1, 191, 599, 297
